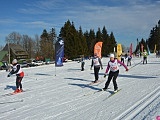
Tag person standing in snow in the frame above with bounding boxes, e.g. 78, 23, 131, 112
142, 50, 148, 64
120, 51, 125, 65
7, 59, 24, 93
80, 55, 85, 71
90, 53, 103, 83
127, 51, 132, 66
102, 54, 128, 92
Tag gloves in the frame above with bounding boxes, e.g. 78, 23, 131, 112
126, 68, 129, 71
104, 73, 107, 78
101, 67, 103, 70
7, 73, 11, 77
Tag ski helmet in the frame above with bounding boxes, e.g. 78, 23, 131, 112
110, 54, 114, 58
12, 59, 17, 64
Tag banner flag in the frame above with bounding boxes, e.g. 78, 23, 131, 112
129, 43, 132, 56
55, 37, 64, 67
94, 42, 103, 58
147, 45, 150, 55
117, 44, 122, 60
154, 44, 157, 53
141, 44, 144, 52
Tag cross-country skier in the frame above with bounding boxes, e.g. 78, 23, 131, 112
142, 50, 148, 64
127, 51, 132, 66
80, 55, 85, 71
90, 53, 103, 83
102, 54, 128, 92
7, 59, 24, 93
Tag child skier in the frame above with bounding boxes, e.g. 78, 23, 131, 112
102, 54, 128, 92
7, 59, 24, 93
90, 53, 103, 83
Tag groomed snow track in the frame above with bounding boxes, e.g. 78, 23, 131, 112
113, 86, 160, 120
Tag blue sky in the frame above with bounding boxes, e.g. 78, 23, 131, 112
0, 0, 160, 48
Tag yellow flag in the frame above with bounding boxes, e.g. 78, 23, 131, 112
117, 44, 122, 60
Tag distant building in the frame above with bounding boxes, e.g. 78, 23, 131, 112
2, 43, 29, 62
0, 51, 8, 62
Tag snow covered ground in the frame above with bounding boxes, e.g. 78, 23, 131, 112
0, 54, 160, 120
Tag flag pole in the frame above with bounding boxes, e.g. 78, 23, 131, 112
55, 65, 56, 76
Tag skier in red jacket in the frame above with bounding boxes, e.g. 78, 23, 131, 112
7, 59, 24, 93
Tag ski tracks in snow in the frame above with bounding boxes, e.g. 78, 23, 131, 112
113, 86, 160, 120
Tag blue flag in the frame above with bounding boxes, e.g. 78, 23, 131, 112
55, 37, 64, 66
147, 45, 150, 55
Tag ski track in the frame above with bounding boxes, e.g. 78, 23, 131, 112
113, 86, 160, 120
0, 55, 160, 120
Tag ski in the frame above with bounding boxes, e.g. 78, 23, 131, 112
0, 99, 23, 104
83, 88, 112, 96
1, 90, 29, 97
84, 89, 103, 96
103, 89, 122, 101
88, 80, 105, 86
0, 108, 16, 114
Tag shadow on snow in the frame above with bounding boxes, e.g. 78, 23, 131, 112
4, 85, 16, 90
35, 73, 53, 76
119, 74, 157, 79
68, 83, 101, 91
64, 77, 91, 82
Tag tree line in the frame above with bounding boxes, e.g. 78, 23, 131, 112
5, 20, 117, 60
135, 20, 160, 53
5, 19, 159, 60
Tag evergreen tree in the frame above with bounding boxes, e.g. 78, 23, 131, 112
78, 26, 89, 56
101, 26, 110, 56
60, 20, 117, 59
88, 29, 96, 56
147, 20, 160, 52
60, 20, 80, 59
109, 32, 117, 53
40, 29, 54, 60
96, 28, 103, 42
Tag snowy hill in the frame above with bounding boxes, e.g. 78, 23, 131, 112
0, 54, 160, 120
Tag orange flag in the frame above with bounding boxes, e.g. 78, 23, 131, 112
94, 42, 103, 58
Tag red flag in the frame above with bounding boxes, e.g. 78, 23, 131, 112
141, 44, 144, 52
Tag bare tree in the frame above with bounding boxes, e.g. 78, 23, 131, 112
34, 34, 41, 58
5, 32, 22, 44
22, 35, 34, 58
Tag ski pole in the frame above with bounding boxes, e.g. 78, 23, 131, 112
129, 60, 142, 70
24, 75, 38, 80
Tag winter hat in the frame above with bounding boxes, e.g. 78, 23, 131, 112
94, 53, 97, 56
110, 54, 114, 58
12, 59, 17, 64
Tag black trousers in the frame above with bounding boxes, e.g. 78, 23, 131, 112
94, 67, 100, 81
104, 70, 119, 90
143, 57, 147, 64
121, 58, 124, 64
81, 62, 85, 71
16, 76, 23, 89
127, 58, 131, 66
